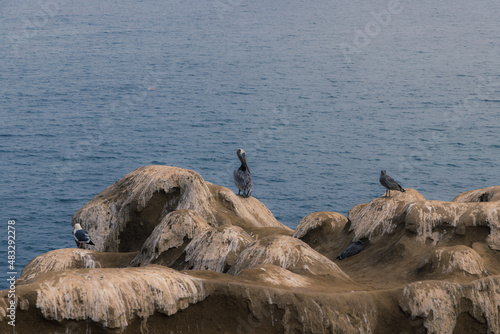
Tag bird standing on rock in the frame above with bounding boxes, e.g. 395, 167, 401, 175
233, 148, 253, 198
336, 240, 364, 260
73, 223, 95, 249
379, 170, 405, 197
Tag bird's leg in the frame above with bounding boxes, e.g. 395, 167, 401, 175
388, 190, 391, 197
238, 190, 241, 195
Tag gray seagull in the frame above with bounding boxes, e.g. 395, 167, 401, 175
379, 170, 405, 197
233, 148, 253, 198
73, 223, 95, 249
336, 240, 364, 260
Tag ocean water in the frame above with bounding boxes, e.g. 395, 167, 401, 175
1, 0, 499, 289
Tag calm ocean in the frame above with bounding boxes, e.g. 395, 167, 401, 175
1, 0, 499, 289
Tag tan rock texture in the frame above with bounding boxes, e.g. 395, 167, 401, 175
71, 165, 291, 252
228, 234, 351, 279
180, 225, 254, 272
406, 200, 500, 250
452, 185, 500, 203
293, 211, 347, 239
17, 248, 136, 285
348, 188, 426, 241
129, 209, 212, 267
1, 166, 500, 334
416, 245, 488, 278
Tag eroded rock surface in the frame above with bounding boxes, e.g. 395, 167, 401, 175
452, 185, 500, 203
72, 165, 291, 252
348, 188, 425, 241
399, 277, 500, 334
228, 234, 351, 280
129, 209, 212, 267
416, 245, 488, 278
180, 225, 254, 272
406, 200, 500, 250
2, 166, 500, 334
293, 211, 347, 240
17, 248, 136, 285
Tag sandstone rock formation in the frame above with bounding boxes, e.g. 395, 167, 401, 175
347, 188, 425, 241
10, 266, 206, 332
180, 225, 254, 272
17, 248, 138, 286
293, 211, 347, 242
406, 200, 500, 250
228, 234, 351, 279
452, 185, 500, 203
71, 166, 291, 253
129, 209, 212, 267
1, 166, 500, 334
416, 245, 488, 278
399, 277, 500, 334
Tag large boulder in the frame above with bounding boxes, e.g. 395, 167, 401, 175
179, 225, 254, 272
399, 277, 500, 334
347, 188, 425, 241
129, 209, 212, 267
452, 185, 500, 203
405, 200, 500, 250
72, 166, 291, 252
1, 265, 206, 332
228, 234, 351, 280
293, 211, 347, 242
415, 245, 488, 279
17, 248, 136, 284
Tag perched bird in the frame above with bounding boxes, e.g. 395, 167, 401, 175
379, 170, 405, 197
233, 148, 253, 198
336, 240, 364, 260
73, 223, 95, 249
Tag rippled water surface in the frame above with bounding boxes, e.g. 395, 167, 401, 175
1, 0, 499, 289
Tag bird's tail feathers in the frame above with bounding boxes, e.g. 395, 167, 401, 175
89, 241, 95, 245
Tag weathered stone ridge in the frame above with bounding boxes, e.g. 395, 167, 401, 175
1, 166, 499, 334
71, 165, 291, 252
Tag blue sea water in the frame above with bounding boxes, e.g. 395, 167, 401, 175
1, 0, 499, 290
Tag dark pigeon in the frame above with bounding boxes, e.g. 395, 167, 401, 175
336, 240, 364, 260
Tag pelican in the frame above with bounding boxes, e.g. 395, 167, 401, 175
73, 223, 95, 249
379, 170, 405, 197
233, 148, 253, 197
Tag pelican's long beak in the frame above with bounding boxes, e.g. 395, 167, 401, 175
243, 156, 250, 173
